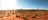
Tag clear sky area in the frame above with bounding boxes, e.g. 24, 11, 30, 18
0, 0, 48, 10
17, 0, 48, 9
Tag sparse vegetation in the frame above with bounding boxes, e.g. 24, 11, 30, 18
0, 10, 48, 20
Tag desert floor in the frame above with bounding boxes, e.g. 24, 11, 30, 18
0, 10, 48, 20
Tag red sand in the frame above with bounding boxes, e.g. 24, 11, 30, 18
0, 14, 41, 20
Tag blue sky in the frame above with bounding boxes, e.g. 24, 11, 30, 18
17, 0, 48, 9
0, 0, 48, 10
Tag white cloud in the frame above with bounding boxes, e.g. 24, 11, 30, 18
0, 0, 20, 10
21, 8, 47, 10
